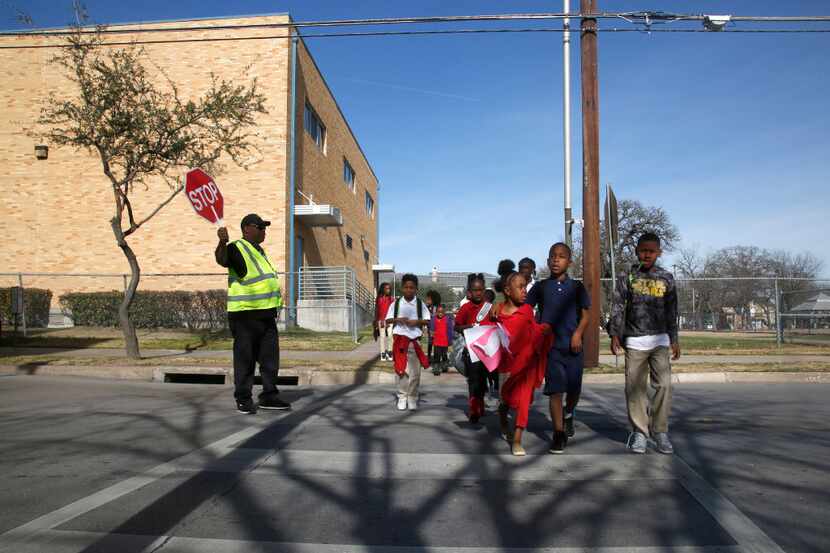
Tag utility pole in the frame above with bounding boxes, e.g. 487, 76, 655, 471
563, 0, 573, 248
581, 0, 601, 367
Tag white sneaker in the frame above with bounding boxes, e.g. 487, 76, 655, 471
407, 397, 418, 411
397, 397, 407, 410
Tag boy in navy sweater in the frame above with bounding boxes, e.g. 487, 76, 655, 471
525, 243, 590, 454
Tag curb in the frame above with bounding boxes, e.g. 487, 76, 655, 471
0, 364, 399, 386
2, 364, 828, 385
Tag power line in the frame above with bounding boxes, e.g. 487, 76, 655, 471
2, 11, 830, 38
0, 25, 828, 49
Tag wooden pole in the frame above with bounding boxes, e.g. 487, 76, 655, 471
581, 0, 601, 367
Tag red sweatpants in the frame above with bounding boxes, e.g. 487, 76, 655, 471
500, 369, 536, 429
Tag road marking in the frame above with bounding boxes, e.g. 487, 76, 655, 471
167, 448, 674, 481
581, 389, 786, 553
0, 386, 363, 552
5, 529, 748, 553
0, 423, 274, 552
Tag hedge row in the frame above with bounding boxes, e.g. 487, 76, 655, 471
59, 290, 228, 329
0, 287, 53, 328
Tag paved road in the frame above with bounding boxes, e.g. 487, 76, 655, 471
0, 374, 826, 552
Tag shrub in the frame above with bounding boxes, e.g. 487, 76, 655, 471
59, 290, 228, 329
0, 287, 53, 328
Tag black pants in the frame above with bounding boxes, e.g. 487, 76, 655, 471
487, 370, 500, 392
432, 345, 448, 374
229, 317, 280, 401
428, 338, 434, 362
464, 351, 488, 400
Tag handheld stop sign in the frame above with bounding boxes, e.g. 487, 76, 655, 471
185, 169, 224, 226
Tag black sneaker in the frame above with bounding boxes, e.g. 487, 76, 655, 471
564, 413, 575, 437
549, 431, 568, 454
259, 396, 291, 410
236, 399, 256, 414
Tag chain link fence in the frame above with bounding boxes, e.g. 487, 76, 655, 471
593, 276, 830, 345
0, 266, 373, 342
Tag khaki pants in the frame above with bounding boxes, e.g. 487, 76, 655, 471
625, 346, 672, 436
397, 344, 421, 401
378, 322, 391, 355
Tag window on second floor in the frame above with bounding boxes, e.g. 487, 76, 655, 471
304, 101, 326, 152
345, 234, 353, 250
343, 159, 355, 192
365, 191, 374, 218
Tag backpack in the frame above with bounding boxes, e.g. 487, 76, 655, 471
393, 296, 424, 321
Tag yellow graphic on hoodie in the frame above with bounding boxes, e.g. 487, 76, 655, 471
631, 278, 667, 298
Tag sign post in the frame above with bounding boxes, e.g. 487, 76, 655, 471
185, 169, 224, 226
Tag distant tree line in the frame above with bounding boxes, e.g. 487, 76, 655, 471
568, 198, 823, 330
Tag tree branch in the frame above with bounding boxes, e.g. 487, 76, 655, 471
123, 184, 183, 237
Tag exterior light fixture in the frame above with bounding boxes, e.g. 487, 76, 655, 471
703, 15, 731, 31
34, 144, 48, 160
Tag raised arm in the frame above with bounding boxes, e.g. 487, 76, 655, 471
215, 227, 229, 267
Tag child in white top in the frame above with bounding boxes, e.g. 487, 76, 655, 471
385, 274, 431, 410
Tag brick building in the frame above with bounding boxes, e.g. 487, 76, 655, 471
0, 14, 379, 318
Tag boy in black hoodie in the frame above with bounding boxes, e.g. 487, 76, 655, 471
608, 232, 680, 455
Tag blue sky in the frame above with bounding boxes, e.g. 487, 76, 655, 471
6, 1, 829, 277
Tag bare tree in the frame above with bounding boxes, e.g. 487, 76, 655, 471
0, 0, 32, 25
32, 27, 267, 358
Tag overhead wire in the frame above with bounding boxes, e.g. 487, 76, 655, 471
2, 27, 830, 50
1, 11, 830, 37
0, 10, 829, 49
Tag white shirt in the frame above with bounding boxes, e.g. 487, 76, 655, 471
526, 278, 536, 293
626, 333, 671, 351
385, 296, 431, 340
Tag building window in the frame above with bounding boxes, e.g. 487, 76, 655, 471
304, 101, 326, 152
345, 234, 353, 249
343, 159, 355, 192
364, 191, 374, 218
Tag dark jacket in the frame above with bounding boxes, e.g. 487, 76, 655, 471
607, 264, 679, 344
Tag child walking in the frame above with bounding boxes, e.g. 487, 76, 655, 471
385, 274, 431, 411
431, 304, 453, 375
518, 257, 537, 293
375, 282, 394, 361
608, 232, 680, 454
453, 274, 494, 423
495, 270, 553, 456
526, 242, 590, 454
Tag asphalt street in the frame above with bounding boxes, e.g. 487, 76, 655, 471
0, 374, 826, 553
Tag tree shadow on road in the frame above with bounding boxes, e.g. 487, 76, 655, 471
5, 376, 823, 552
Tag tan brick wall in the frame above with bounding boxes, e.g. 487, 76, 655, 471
0, 16, 378, 309
292, 39, 379, 294
0, 16, 293, 302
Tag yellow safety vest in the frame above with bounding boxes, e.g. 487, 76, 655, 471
227, 239, 282, 312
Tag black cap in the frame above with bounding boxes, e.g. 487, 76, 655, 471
240, 213, 271, 230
